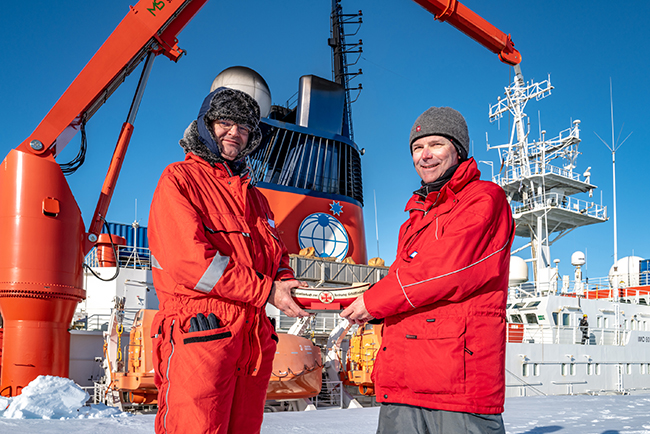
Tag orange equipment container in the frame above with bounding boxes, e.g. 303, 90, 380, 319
0, 150, 86, 397
96, 234, 127, 267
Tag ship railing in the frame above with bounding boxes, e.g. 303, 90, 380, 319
510, 323, 624, 346
80, 384, 104, 405
527, 123, 581, 161
73, 308, 142, 333
495, 160, 582, 186
289, 255, 389, 287
85, 245, 152, 270
510, 193, 606, 220
505, 369, 546, 397
314, 379, 344, 409
510, 277, 650, 304
275, 312, 342, 335
550, 380, 588, 396
73, 313, 112, 331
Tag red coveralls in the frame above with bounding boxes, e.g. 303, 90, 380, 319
148, 153, 294, 433
364, 158, 514, 414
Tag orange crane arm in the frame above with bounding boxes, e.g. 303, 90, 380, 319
411, 0, 521, 65
18, 0, 208, 158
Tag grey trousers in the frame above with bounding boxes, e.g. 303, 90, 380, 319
376, 403, 505, 434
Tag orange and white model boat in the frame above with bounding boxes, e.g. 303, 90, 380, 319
292, 283, 370, 311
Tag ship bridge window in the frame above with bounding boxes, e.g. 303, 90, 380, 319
640, 298, 648, 305
512, 302, 526, 309
510, 314, 523, 324
525, 301, 541, 308
506, 303, 512, 309
525, 313, 539, 324
250, 123, 364, 204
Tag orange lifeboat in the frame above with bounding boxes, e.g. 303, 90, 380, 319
267, 333, 322, 400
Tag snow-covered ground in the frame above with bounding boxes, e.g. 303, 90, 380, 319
2, 376, 650, 433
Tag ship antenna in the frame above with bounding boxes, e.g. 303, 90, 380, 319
594, 78, 632, 273
374, 189, 380, 258
330, 0, 363, 141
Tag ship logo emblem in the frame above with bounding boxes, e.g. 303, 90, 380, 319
319, 291, 334, 304
298, 213, 349, 261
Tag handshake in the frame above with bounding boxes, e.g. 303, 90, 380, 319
188, 313, 221, 332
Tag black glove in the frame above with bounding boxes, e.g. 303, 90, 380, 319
188, 313, 221, 332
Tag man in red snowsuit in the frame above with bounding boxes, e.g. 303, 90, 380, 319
342, 107, 514, 433
149, 87, 309, 434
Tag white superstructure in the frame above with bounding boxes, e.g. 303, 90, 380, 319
490, 66, 650, 397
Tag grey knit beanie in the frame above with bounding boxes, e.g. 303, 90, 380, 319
409, 107, 469, 161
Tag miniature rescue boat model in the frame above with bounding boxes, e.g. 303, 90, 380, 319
292, 283, 370, 311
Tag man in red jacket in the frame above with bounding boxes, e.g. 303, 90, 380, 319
342, 107, 514, 433
149, 87, 309, 434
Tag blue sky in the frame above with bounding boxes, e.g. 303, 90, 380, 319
1, 0, 649, 282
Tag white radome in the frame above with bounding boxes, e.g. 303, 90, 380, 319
509, 256, 528, 285
571, 251, 586, 266
608, 255, 644, 288
211, 66, 272, 117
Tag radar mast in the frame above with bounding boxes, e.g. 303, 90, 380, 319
488, 65, 608, 293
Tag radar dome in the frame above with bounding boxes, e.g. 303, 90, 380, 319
571, 251, 586, 266
509, 256, 528, 286
608, 255, 643, 288
211, 66, 272, 117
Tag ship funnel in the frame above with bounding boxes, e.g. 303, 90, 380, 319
296, 75, 346, 135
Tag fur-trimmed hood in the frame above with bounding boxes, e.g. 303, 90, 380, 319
179, 87, 262, 167
179, 121, 248, 174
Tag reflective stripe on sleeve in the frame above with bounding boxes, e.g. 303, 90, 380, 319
151, 254, 161, 270
195, 252, 230, 293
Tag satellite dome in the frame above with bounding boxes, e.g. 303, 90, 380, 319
571, 251, 586, 266
608, 255, 643, 288
509, 256, 528, 286
211, 66, 272, 117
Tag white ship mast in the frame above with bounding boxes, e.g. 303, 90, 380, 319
488, 65, 608, 294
